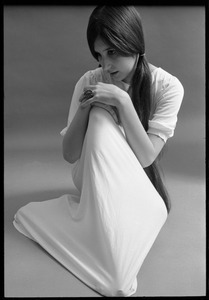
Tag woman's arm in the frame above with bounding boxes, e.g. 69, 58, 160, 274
81, 82, 165, 168
62, 105, 91, 164
118, 98, 165, 168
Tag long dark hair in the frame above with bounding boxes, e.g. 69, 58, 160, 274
87, 6, 171, 213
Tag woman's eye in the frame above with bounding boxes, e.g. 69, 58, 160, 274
108, 49, 117, 56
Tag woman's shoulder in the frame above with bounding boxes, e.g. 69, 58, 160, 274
78, 67, 104, 85
150, 64, 184, 96
150, 64, 176, 82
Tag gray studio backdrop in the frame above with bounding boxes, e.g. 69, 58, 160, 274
4, 6, 205, 297
4, 6, 204, 143
4, 6, 205, 178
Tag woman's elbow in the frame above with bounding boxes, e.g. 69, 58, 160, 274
62, 151, 76, 164
62, 143, 79, 164
140, 153, 156, 168
141, 160, 153, 168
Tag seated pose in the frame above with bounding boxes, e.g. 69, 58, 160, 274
13, 6, 184, 297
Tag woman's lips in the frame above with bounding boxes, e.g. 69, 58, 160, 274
110, 71, 118, 76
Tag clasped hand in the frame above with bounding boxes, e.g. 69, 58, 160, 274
79, 82, 130, 109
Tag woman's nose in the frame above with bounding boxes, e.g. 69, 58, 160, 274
101, 58, 111, 72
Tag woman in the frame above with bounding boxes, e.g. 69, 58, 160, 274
13, 6, 184, 297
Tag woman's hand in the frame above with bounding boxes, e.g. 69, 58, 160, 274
79, 82, 131, 109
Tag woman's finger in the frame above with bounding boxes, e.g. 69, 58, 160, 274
80, 97, 95, 108
83, 85, 96, 92
79, 88, 95, 103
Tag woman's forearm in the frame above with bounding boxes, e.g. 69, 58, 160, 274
62, 105, 91, 163
118, 98, 156, 168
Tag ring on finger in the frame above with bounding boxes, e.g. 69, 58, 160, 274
84, 89, 94, 99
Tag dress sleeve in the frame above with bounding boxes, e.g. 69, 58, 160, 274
60, 72, 90, 136
147, 75, 184, 143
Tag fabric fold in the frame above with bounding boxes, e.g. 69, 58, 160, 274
14, 106, 167, 296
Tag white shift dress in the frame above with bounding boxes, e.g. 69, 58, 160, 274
13, 66, 184, 297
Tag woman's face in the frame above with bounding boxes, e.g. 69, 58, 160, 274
94, 37, 138, 84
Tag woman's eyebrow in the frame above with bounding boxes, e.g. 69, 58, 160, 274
94, 47, 113, 54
